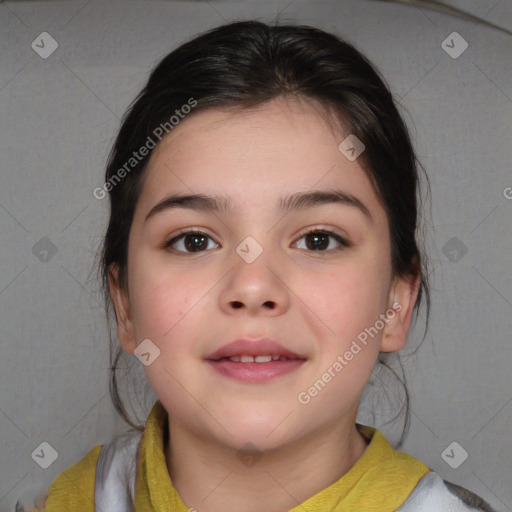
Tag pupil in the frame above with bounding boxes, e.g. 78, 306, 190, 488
186, 234, 207, 252
308, 233, 327, 250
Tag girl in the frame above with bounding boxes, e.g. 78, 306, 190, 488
21, 18, 497, 512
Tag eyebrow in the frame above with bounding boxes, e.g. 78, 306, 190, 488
144, 189, 373, 224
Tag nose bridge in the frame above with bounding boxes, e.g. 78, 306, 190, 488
230, 203, 279, 265
233, 232, 275, 288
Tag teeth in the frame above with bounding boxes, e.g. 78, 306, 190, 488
227, 354, 288, 363
255, 355, 272, 363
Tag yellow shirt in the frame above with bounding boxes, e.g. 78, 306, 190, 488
30, 400, 430, 511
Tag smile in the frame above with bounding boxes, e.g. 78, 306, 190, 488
205, 337, 307, 383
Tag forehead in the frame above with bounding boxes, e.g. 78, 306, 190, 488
150, 96, 341, 161
136, 96, 386, 223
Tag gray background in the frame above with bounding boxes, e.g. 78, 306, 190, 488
1, 0, 511, 510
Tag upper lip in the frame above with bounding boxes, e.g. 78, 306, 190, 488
205, 338, 306, 360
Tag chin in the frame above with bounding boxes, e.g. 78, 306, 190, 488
218, 417, 299, 452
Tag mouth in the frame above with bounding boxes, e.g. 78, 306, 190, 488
205, 338, 307, 383
213, 354, 301, 363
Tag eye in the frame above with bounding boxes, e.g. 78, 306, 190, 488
164, 228, 350, 254
293, 229, 350, 252
164, 229, 219, 253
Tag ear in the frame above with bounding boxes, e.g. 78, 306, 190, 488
380, 272, 421, 353
108, 263, 137, 355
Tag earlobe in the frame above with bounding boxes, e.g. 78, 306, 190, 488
108, 263, 137, 355
380, 272, 421, 353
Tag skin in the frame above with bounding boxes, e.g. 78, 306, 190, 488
109, 95, 420, 512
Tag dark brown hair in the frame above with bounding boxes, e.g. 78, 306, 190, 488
99, 19, 432, 447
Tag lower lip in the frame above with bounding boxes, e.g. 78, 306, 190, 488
206, 359, 306, 383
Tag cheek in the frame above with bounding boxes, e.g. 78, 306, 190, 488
302, 258, 390, 340
130, 271, 192, 340
296, 264, 387, 412
127, 252, 213, 352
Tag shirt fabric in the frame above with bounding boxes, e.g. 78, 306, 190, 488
23, 400, 483, 512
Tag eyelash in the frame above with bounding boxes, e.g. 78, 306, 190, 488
163, 228, 350, 254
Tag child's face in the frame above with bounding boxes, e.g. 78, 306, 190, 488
110, 96, 418, 449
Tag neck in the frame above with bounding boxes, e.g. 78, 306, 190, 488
164, 414, 369, 512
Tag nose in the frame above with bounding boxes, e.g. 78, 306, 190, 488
219, 242, 291, 316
